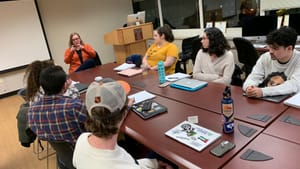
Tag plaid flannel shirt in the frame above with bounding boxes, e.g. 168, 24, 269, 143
28, 95, 87, 144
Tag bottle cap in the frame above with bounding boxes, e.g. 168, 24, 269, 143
94, 76, 103, 82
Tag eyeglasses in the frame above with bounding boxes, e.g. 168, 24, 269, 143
72, 38, 80, 41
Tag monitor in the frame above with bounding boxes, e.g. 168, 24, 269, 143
241, 15, 277, 39
127, 11, 145, 26
288, 13, 300, 35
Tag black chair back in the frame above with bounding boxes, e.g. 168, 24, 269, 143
175, 35, 201, 73
233, 37, 259, 77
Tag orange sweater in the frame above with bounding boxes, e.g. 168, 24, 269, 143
64, 44, 96, 74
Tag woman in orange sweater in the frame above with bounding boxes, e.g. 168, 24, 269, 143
64, 32, 96, 74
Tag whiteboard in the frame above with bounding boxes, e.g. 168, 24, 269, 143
0, 0, 51, 72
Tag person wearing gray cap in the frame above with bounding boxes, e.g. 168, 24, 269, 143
73, 81, 174, 169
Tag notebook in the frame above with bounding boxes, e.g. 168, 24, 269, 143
132, 100, 167, 119
117, 68, 143, 77
165, 121, 221, 152
170, 78, 208, 91
284, 92, 300, 108
128, 90, 156, 104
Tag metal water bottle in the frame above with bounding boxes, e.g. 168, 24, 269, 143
157, 61, 166, 84
221, 86, 234, 133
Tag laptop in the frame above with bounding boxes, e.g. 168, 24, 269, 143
243, 92, 290, 103
260, 95, 290, 103
170, 78, 208, 92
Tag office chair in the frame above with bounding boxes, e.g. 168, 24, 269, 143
233, 37, 259, 78
175, 35, 201, 73
48, 141, 75, 169
94, 51, 102, 66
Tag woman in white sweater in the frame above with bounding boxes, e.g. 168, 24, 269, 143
193, 27, 235, 85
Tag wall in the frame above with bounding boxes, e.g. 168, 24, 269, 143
0, 0, 132, 95
36, 0, 132, 71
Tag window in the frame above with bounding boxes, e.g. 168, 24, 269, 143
132, 0, 160, 29
160, 0, 200, 29
132, 0, 260, 29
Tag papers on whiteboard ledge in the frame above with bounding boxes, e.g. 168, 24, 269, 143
165, 72, 191, 82
165, 121, 221, 152
284, 92, 300, 109
128, 90, 156, 105
114, 63, 136, 71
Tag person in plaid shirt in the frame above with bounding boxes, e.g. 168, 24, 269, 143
27, 65, 87, 145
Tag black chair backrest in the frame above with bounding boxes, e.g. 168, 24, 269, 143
233, 37, 259, 76
191, 37, 202, 65
233, 37, 259, 66
182, 35, 199, 54
94, 51, 102, 66
48, 141, 75, 169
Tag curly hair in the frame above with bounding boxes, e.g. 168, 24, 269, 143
24, 60, 54, 102
203, 27, 230, 57
258, 72, 287, 87
85, 101, 128, 139
156, 24, 174, 42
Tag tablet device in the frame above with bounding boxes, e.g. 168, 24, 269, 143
132, 100, 167, 119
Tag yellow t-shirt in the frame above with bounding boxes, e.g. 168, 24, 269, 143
146, 42, 179, 74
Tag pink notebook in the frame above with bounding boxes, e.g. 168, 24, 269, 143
117, 68, 143, 77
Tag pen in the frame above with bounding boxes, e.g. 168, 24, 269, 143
167, 77, 179, 79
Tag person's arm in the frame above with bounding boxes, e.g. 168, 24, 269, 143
213, 51, 235, 85
64, 47, 75, 64
193, 50, 219, 81
142, 54, 151, 70
150, 56, 176, 70
81, 44, 96, 58
242, 53, 267, 91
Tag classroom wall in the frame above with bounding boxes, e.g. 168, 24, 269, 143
36, 0, 133, 71
0, 0, 132, 95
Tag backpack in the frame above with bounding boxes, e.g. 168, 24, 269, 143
125, 54, 142, 67
16, 102, 37, 147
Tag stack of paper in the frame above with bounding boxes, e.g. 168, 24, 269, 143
284, 92, 300, 109
165, 72, 191, 82
114, 63, 136, 71
128, 90, 156, 104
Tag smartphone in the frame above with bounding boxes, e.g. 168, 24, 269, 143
159, 81, 170, 88
210, 141, 235, 157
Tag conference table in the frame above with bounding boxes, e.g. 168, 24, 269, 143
264, 107, 300, 145
69, 63, 296, 169
71, 63, 288, 128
